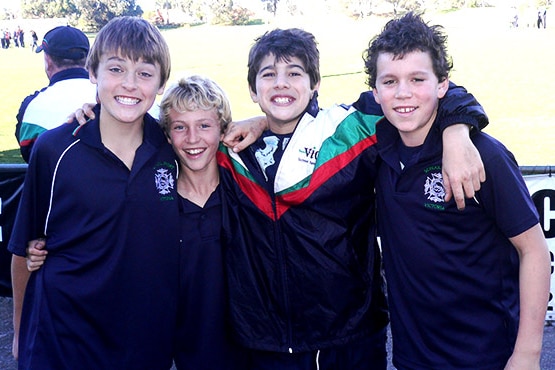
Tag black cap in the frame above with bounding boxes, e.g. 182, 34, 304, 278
36, 26, 89, 60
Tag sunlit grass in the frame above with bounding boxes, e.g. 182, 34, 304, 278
1, 8, 553, 165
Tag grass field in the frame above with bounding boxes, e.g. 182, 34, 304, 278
1, 7, 554, 165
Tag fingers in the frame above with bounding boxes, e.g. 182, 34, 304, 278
442, 171, 466, 211
222, 127, 257, 153
26, 239, 47, 272
441, 125, 486, 210
222, 116, 267, 153
71, 103, 97, 125
26, 239, 46, 254
26, 258, 45, 272
443, 167, 484, 211
75, 108, 89, 125
222, 124, 244, 149
232, 141, 250, 153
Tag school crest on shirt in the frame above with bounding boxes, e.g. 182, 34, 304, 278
154, 161, 176, 201
423, 166, 445, 211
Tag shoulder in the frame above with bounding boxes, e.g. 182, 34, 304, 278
26, 122, 80, 164
36, 121, 80, 148
472, 132, 515, 165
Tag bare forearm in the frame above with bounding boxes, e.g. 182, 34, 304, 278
510, 225, 551, 361
11, 255, 31, 337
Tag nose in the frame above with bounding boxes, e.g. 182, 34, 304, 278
122, 72, 137, 89
185, 127, 199, 143
395, 81, 412, 99
273, 72, 290, 89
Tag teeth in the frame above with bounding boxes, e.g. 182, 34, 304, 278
395, 107, 415, 113
116, 96, 140, 105
273, 97, 292, 104
186, 149, 204, 155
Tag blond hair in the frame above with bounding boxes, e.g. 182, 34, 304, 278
159, 75, 232, 134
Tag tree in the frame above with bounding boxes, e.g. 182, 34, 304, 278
21, 0, 142, 32
21, 0, 79, 19
74, 0, 143, 31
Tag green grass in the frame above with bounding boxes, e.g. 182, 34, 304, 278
1, 8, 554, 165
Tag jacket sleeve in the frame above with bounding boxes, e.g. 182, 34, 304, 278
437, 81, 489, 132
352, 82, 489, 132
351, 91, 383, 116
15, 92, 40, 163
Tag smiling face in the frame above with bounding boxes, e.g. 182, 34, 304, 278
90, 53, 165, 128
250, 54, 319, 134
372, 50, 448, 147
167, 107, 222, 176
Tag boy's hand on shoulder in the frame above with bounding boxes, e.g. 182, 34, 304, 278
442, 124, 485, 210
66, 103, 96, 125
223, 116, 268, 153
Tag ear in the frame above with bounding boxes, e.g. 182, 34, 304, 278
372, 88, 381, 104
312, 80, 321, 94
157, 83, 166, 96
437, 78, 449, 99
89, 69, 97, 84
249, 87, 259, 103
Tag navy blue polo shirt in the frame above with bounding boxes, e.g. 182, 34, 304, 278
375, 120, 539, 369
173, 184, 246, 370
9, 106, 180, 370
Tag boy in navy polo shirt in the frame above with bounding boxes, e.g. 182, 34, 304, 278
367, 13, 550, 369
158, 75, 246, 369
9, 17, 180, 370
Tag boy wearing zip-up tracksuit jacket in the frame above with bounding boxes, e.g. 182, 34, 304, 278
218, 28, 487, 369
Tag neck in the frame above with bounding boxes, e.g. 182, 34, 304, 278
267, 116, 301, 135
99, 113, 144, 170
178, 164, 220, 207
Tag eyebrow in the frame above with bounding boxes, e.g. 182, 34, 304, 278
105, 55, 156, 66
259, 63, 306, 74
378, 70, 431, 79
106, 55, 126, 62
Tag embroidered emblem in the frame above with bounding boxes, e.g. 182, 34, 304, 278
155, 168, 175, 195
424, 172, 445, 203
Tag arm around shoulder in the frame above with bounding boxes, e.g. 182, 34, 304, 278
438, 82, 489, 132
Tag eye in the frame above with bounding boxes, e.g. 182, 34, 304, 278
382, 79, 395, 85
108, 66, 122, 73
261, 71, 275, 78
139, 71, 153, 78
171, 124, 184, 131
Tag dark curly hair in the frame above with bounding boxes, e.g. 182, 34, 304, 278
363, 12, 452, 89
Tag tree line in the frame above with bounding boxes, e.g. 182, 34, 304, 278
1, 0, 552, 32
